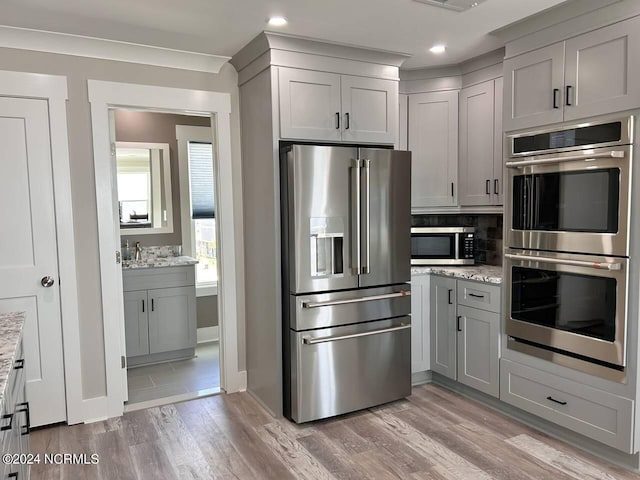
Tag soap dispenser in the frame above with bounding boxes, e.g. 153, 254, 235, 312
122, 240, 131, 261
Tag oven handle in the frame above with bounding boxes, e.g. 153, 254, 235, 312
302, 291, 410, 309
303, 324, 411, 345
505, 253, 622, 271
505, 150, 625, 168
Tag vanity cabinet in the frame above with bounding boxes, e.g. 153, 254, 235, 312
430, 276, 501, 397
504, 16, 640, 131
122, 265, 196, 366
459, 78, 504, 206
278, 67, 398, 144
409, 90, 459, 208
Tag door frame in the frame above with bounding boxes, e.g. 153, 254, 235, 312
88, 80, 244, 420
0, 70, 83, 424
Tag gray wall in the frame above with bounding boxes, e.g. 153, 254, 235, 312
197, 295, 218, 328
115, 110, 211, 247
0, 47, 245, 400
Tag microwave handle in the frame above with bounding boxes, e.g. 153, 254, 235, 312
506, 150, 625, 168
505, 253, 622, 271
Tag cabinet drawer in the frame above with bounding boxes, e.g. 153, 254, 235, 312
123, 265, 195, 292
457, 280, 501, 313
500, 359, 634, 452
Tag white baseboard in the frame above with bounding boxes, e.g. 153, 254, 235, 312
197, 326, 219, 343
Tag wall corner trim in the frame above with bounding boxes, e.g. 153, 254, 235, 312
0, 25, 230, 74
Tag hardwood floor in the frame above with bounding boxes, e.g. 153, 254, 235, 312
31, 384, 640, 479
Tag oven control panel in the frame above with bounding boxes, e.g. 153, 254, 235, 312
463, 233, 475, 259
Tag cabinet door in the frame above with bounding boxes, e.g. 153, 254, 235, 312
148, 287, 197, 354
457, 305, 499, 398
459, 80, 495, 206
409, 91, 458, 208
493, 77, 504, 205
123, 290, 149, 358
564, 17, 640, 121
278, 67, 342, 141
503, 43, 564, 131
429, 275, 457, 379
411, 275, 430, 374
341, 76, 397, 144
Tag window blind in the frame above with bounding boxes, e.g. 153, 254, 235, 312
188, 141, 215, 219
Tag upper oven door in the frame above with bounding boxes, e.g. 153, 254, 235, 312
505, 145, 632, 257
505, 249, 628, 367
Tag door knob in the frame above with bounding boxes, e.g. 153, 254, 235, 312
41, 276, 55, 287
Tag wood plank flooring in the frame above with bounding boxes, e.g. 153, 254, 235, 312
30, 384, 640, 479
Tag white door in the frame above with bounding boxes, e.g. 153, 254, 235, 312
409, 91, 458, 208
341, 76, 397, 144
278, 67, 342, 141
503, 43, 565, 131
0, 97, 66, 427
563, 16, 640, 121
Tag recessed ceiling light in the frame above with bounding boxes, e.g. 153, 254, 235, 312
268, 16, 288, 27
430, 44, 446, 54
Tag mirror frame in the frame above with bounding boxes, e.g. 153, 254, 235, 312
116, 141, 174, 235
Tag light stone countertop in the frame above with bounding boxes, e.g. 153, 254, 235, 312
411, 265, 503, 284
122, 255, 198, 270
0, 312, 25, 414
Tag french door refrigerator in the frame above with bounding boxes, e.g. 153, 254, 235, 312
281, 144, 412, 423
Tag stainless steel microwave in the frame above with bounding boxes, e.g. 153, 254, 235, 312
411, 227, 475, 266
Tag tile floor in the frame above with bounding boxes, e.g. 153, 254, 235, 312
126, 342, 220, 406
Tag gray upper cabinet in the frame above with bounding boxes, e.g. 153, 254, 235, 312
459, 79, 504, 206
503, 43, 565, 132
430, 275, 457, 379
563, 16, 640, 121
504, 16, 640, 131
279, 67, 397, 144
457, 305, 500, 397
409, 90, 458, 208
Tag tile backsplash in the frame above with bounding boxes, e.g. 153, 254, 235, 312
412, 214, 503, 266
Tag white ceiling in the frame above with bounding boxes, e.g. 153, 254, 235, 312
0, 0, 569, 69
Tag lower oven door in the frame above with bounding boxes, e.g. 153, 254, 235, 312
505, 249, 628, 368
289, 316, 411, 423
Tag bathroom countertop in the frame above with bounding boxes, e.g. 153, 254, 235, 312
410, 265, 503, 284
0, 312, 25, 414
122, 255, 198, 270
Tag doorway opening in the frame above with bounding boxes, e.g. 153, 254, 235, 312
111, 109, 221, 412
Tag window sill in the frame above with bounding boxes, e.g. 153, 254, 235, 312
196, 283, 218, 297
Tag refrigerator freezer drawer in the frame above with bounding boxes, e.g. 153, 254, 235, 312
290, 284, 411, 331
288, 317, 411, 423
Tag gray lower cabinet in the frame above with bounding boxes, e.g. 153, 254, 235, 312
430, 275, 501, 398
2, 336, 30, 480
123, 266, 197, 365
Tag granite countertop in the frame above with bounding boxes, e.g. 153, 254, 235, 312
0, 312, 25, 413
122, 255, 198, 270
411, 265, 503, 284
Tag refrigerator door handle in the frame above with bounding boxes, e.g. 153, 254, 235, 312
351, 160, 362, 275
302, 290, 411, 309
302, 324, 411, 344
361, 159, 371, 274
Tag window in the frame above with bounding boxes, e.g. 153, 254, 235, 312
176, 125, 218, 295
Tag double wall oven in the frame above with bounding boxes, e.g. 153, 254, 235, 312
505, 116, 634, 381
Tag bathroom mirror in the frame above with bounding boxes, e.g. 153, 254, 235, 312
116, 142, 174, 235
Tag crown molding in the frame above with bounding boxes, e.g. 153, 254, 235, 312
0, 25, 230, 74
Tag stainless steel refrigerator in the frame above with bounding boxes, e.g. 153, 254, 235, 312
281, 144, 412, 423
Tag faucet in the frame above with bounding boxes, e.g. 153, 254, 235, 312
135, 242, 142, 261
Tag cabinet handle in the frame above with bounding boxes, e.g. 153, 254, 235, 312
494, 179, 499, 195
456, 316, 462, 332
345, 112, 350, 130
17, 402, 30, 436
485, 179, 490, 195
335, 112, 340, 129
552, 88, 560, 109
546, 396, 567, 406
448, 289, 453, 305
8, 473, 18, 479
468, 293, 485, 299
14, 359, 24, 370
1, 413, 13, 432
451, 182, 454, 197
151, 298, 155, 312
565, 85, 573, 106
142, 299, 145, 313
